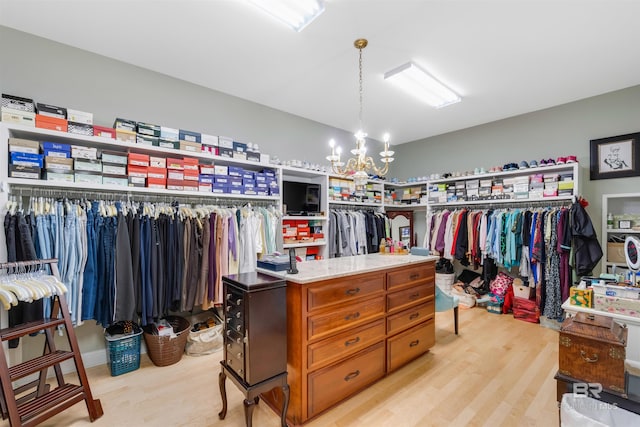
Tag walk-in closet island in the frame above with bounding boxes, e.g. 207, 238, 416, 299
258, 253, 438, 425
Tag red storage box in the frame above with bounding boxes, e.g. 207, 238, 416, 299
36, 114, 67, 132
512, 297, 540, 323
94, 125, 116, 139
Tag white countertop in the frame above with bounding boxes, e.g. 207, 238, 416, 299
258, 253, 439, 284
562, 298, 640, 327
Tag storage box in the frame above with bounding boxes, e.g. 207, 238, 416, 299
128, 176, 146, 187
116, 129, 136, 144
9, 165, 40, 179
218, 136, 233, 149
592, 282, 640, 299
136, 134, 158, 146
201, 134, 218, 146
179, 129, 201, 143
513, 283, 533, 299
246, 152, 261, 162
487, 301, 503, 314
36, 103, 67, 119
2, 94, 35, 112
233, 141, 247, 152
166, 158, 184, 170
9, 138, 39, 154
147, 177, 167, 189
128, 165, 148, 178
103, 174, 128, 187
10, 152, 43, 168
74, 158, 102, 173
114, 118, 137, 132
66, 108, 93, 125
228, 166, 243, 177
68, 122, 93, 136
94, 125, 116, 139
102, 164, 127, 176
150, 156, 166, 168
158, 138, 179, 149
200, 164, 215, 175
569, 287, 593, 308
44, 171, 74, 182
182, 158, 199, 170
102, 150, 128, 165
232, 151, 247, 161
45, 157, 73, 171
35, 114, 67, 132
218, 147, 233, 158
593, 294, 640, 318
160, 126, 179, 140
559, 312, 627, 394
75, 171, 103, 185
71, 145, 98, 160
136, 122, 160, 137
1, 108, 36, 126
608, 242, 626, 264
128, 153, 150, 167
512, 297, 539, 323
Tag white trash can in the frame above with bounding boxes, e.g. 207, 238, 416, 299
560, 393, 640, 427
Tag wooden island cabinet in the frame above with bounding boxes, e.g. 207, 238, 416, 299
260, 254, 438, 426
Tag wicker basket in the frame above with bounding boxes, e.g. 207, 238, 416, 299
143, 316, 191, 367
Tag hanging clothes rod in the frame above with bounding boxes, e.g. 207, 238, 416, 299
0, 258, 58, 270
10, 186, 277, 208
428, 197, 574, 212
328, 203, 384, 212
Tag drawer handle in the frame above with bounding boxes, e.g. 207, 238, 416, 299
409, 340, 420, 347
580, 350, 599, 363
409, 312, 420, 320
410, 273, 420, 280
345, 287, 361, 296
344, 312, 361, 321
344, 370, 360, 382
409, 292, 420, 300
345, 337, 361, 347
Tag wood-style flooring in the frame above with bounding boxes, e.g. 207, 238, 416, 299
4, 306, 561, 427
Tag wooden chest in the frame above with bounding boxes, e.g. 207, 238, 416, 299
559, 312, 627, 395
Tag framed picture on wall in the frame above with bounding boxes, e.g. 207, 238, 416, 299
590, 132, 640, 180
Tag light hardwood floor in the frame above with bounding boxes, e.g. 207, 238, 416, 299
5, 307, 561, 427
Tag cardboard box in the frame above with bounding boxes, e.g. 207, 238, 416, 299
128, 176, 146, 187
101, 164, 126, 176
218, 147, 233, 158
137, 122, 160, 137
180, 140, 201, 152
128, 165, 148, 178
178, 129, 201, 143
102, 174, 128, 187
228, 166, 243, 177
200, 164, 215, 175
212, 182, 226, 193
66, 109, 93, 125
168, 170, 184, 180
214, 175, 230, 184
183, 170, 199, 181
147, 177, 166, 189
199, 175, 214, 184
569, 287, 593, 308
608, 242, 626, 264
10, 152, 42, 168
150, 156, 166, 168
44, 171, 74, 182
9, 138, 40, 154
36, 103, 67, 119
218, 136, 233, 149
160, 126, 179, 140
102, 150, 128, 165
71, 145, 98, 160
136, 134, 158, 146
513, 283, 534, 299
182, 157, 199, 170
158, 138, 179, 149
128, 153, 150, 167
167, 178, 185, 191
35, 114, 67, 132
74, 171, 102, 185
2, 94, 35, 112
201, 134, 218, 146
232, 151, 247, 161
183, 181, 198, 192
114, 118, 137, 132
214, 165, 228, 175
166, 158, 184, 170
116, 129, 136, 144
45, 156, 73, 171
246, 152, 261, 162
9, 164, 40, 179
74, 158, 102, 173
1, 108, 35, 126
68, 122, 93, 136
233, 141, 247, 152
199, 183, 213, 192
94, 125, 116, 139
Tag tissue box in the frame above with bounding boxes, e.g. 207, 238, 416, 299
569, 286, 593, 308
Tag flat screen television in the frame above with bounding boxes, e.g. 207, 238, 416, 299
283, 181, 321, 215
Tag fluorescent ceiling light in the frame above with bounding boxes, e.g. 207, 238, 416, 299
384, 62, 461, 108
247, 0, 325, 32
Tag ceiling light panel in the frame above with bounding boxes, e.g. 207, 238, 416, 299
247, 0, 325, 32
384, 62, 461, 108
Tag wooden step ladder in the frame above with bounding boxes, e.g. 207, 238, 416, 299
0, 259, 103, 426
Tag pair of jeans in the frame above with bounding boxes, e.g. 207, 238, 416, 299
83, 203, 103, 322
62, 204, 79, 324
139, 215, 153, 326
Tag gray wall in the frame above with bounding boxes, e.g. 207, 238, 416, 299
0, 25, 355, 164
391, 85, 640, 248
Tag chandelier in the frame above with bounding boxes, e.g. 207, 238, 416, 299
326, 38, 394, 188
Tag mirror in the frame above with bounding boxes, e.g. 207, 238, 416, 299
625, 235, 640, 271
388, 211, 414, 247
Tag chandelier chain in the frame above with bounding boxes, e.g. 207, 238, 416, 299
358, 45, 363, 129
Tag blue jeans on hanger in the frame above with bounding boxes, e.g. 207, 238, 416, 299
82, 203, 99, 322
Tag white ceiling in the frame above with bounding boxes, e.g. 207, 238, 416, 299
2, 0, 640, 145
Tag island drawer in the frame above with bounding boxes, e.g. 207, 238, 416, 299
387, 318, 435, 372
386, 301, 434, 335
307, 296, 385, 342
307, 272, 385, 312
387, 283, 434, 313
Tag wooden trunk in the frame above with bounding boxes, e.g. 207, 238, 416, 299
559, 312, 627, 395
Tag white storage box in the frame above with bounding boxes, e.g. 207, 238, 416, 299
592, 282, 640, 300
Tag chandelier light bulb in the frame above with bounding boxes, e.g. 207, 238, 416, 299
329, 138, 335, 148
383, 133, 390, 144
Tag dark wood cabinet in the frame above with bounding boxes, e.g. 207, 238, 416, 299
218, 272, 289, 427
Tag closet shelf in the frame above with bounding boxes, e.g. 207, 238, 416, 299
427, 163, 577, 184
282, 215, 327, 221
607, 228, 640, 234
8, 351, 75, 382
0, 318, 65, 342
429, 195, 575, 208
4, 123, 277, 169
329, 200, 382, 208
6, 178, 280, 202
17, 383, 85, 425
283, 242, 326, 249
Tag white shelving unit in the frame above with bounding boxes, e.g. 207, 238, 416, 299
601, 192, 640, 275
